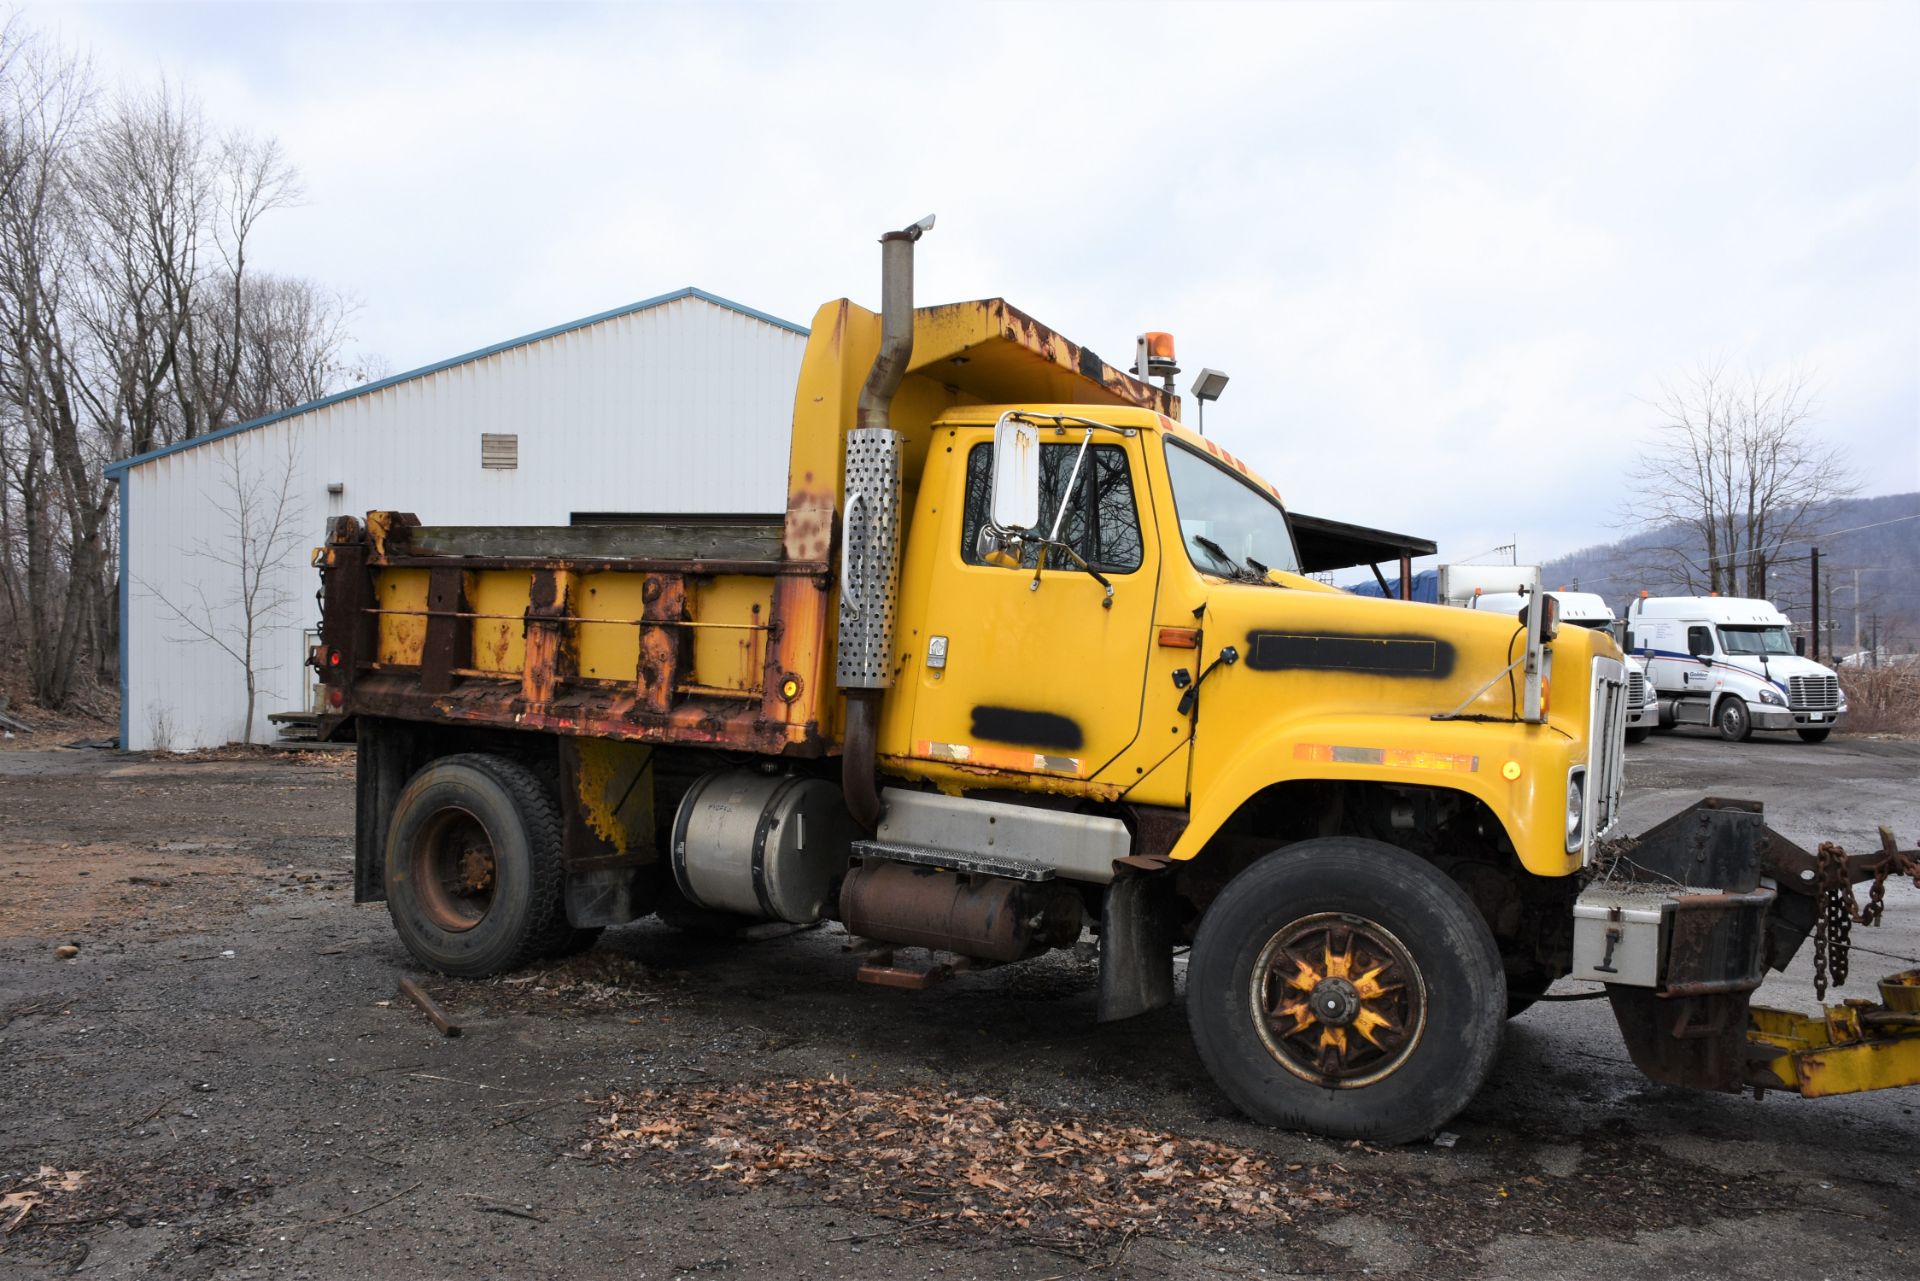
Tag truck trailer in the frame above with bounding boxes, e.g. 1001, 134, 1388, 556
312, 221, 1920, 1142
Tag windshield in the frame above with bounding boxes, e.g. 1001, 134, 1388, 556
1718, 625, 1793, 656
1164, 441, 1300, 578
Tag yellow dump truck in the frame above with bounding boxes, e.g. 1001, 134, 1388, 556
315, 219, 1920, 1142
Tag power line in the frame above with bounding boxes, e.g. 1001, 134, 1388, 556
1683, 510, 1920, 568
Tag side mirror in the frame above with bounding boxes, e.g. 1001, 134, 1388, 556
1794, 636, 1807, 657
989, 417, 1040, 534
974, 524, 1023, 570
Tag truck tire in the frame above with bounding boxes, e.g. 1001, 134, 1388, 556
384, 754, 567, 978
1187, 838, 1506, 1144
1796, 727, 1831, 744
1716, 698, 1752, 743
1624, 726, 1652, 744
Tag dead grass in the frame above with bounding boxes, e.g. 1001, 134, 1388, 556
1839, 666, 1920, 736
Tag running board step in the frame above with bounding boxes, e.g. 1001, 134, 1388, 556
850, 839, 1056, 882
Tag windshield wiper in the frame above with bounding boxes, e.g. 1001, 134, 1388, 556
1193, 535, 1267, 584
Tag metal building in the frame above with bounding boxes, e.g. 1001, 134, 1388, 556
108, 289, 808, 751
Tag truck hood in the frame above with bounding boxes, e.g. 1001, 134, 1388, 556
1708, 653, 1837, 687
1199, 581, 1616, 725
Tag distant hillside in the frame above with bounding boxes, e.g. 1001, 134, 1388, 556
1537, 492, 1920, 656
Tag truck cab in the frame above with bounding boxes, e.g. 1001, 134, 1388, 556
1625, 595, 1846, 743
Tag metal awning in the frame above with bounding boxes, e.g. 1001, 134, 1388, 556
1290, 512, 1435, 599
1290, 512, 1435, 574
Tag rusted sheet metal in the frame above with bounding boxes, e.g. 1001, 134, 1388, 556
343, 672, 827, 757
419, 567, 468, 695
1746, 998, 1920, 1096
1659, 888, 1774, 998
323, 512, 834, 754
904, 299, 1176, 418
638, 574, 686, 717
1607, 987, 1751, 1092
521, 569, 576, 706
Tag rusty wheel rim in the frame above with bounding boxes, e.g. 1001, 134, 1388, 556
1250, 912, 1427, 1088
413, 807, 497, 933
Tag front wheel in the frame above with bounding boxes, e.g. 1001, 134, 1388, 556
1186, 838, 1507, 1144
1796, 727, 1832, 744
1625, 725, 1652, 744
1716, 698, 1753, 742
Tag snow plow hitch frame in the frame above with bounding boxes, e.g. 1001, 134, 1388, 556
1580, 798, 1920, 1100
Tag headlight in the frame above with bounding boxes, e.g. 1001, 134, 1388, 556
1757, 687, 1784, 706
1565, 768, 1587, 852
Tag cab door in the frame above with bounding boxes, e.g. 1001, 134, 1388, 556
893, 428, 1162, 793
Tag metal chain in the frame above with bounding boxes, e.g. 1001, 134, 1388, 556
1809, 836, 1920, 998
1814, 843, 1857, 997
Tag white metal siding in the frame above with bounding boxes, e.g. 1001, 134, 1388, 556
121, 295, 805, 749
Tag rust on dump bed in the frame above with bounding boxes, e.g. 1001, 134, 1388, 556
314, 513, 833, 758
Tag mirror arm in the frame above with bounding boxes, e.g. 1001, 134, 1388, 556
1045, 427, 1096, 544
1028, 538, 1114, 608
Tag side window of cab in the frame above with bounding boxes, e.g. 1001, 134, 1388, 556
1687, 625, 1714, 658
958, 441, 1144, 572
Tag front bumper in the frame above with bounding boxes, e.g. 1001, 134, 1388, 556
1626, 699, 1658, 729
1750, 705, 1847, 732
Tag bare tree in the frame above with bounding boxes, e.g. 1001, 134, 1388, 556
138, 436, 305, 745
1626, 359, 1857, 597
0, 14, 367, 711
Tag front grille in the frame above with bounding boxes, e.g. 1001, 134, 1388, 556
1788, 674, 1840, 711
1628, 671, 1649, 708
1587, 662, 1628, 851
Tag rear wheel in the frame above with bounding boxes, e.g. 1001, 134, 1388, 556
1716, 698, 1752, 742
385, 754, 567, 977
1187, 837, 1506, 1144
1796, 727, 1831, 744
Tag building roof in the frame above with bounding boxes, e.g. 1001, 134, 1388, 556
1290, 511, 1438, 575
104, 287, 807, 479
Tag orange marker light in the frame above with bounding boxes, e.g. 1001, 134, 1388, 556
1157, 627, 1200, 649
1146, 331, 1176, 361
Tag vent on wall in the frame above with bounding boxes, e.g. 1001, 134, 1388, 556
481, 433, 519, 469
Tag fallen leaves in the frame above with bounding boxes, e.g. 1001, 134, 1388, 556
1, 1167, 89, 1233
589, 1078, 1346, 1251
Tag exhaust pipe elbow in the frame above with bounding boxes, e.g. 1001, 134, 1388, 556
854, 216, 933, 433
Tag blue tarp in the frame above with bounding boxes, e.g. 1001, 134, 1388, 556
1343, 568, 1440, 602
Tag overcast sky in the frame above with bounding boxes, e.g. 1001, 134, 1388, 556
45, 1, 1920, 565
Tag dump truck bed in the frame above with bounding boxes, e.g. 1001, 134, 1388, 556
316, 510, 834, 756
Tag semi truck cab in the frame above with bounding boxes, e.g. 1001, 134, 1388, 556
1626, 595, 1846, 742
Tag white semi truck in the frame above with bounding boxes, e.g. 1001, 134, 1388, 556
1624, 595, 1846, 743
1439, 569, 1660, 742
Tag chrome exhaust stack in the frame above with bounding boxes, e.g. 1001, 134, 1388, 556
838, 216, 932, 830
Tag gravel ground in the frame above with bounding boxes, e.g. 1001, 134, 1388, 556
0, 733, 1916, 1280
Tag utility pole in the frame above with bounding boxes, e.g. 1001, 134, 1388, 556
1809, 547, 1819, 662
1853, 567, 1864, 656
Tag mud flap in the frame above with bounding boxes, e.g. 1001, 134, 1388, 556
1098, 872, 1175, 1023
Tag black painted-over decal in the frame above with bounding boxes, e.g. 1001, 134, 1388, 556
1244, 631, 1455, 678
970, 706, 1085, 751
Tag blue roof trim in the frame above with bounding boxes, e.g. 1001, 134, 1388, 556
103, 286, 809, 477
